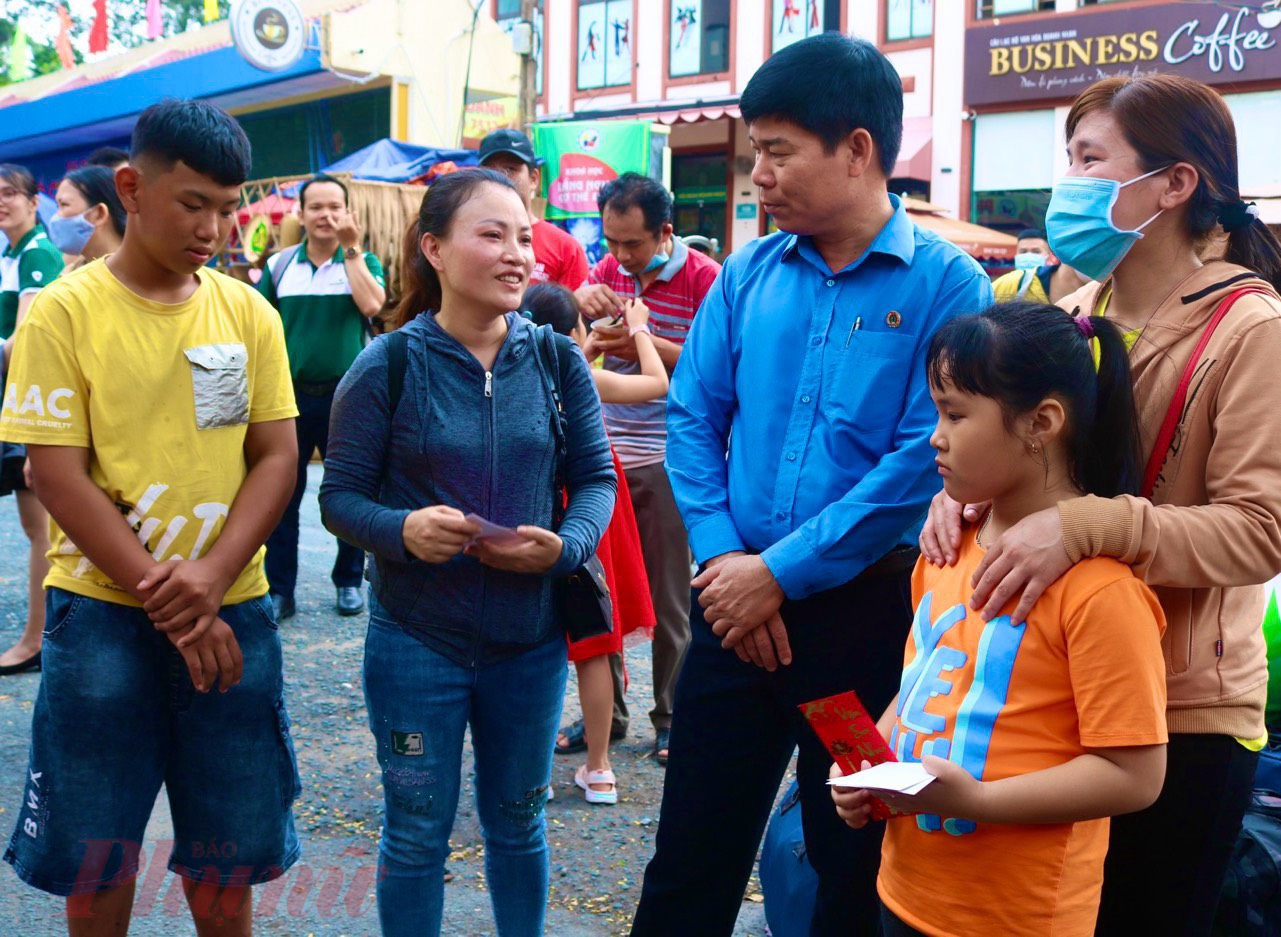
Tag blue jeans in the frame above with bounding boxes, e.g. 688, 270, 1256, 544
265, 386, 365, 599
363, 594, 568, 937
5, 588, 301, 896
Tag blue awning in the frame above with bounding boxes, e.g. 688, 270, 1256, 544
0, 43, 329, 165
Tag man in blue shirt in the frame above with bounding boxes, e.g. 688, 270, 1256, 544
632, 35, 993, 936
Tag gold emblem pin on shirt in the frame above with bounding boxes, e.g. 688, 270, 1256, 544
886, 310, 902, 328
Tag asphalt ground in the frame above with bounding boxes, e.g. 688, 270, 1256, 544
0, 464, 781, 936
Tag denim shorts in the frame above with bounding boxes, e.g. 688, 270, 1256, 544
4, 587, 302, 896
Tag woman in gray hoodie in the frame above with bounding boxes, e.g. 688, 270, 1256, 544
320, 169, 616, 937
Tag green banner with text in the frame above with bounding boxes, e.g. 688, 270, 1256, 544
532, 120, 664, 221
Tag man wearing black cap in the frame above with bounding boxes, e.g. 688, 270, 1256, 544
479, 128, 590, 290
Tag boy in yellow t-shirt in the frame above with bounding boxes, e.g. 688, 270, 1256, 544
0, 100, 300, 933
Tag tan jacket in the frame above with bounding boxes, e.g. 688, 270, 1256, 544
1057, 262, 1281, 739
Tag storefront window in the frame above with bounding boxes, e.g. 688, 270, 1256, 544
238, 88, 390, 179
971, 109, 1055, 236
886, 0, 932, 41
670, 1, 731, 78
771, 0, 841, 52
1224, 90, 1281, 194
672, 152, 727, 259
578, 0, 633, 91
974, 0, 1054, 18
495, 0, 544, 98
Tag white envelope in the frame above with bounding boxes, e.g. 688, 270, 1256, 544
827, 761, 937, 794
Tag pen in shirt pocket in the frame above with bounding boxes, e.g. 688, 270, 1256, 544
845, 316, 862, 348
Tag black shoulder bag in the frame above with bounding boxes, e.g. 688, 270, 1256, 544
534, 327, 614, 643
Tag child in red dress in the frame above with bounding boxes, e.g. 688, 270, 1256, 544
525, 283, 660, 803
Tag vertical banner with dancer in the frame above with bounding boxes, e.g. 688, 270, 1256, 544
577, 0, 632, 90
670, 2, 702, 77
772, 0, 824, 52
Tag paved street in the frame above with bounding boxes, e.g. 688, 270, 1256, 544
0, 464, 775, 936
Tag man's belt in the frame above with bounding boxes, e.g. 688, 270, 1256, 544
857, 544, 920, 581
295, 378, 341, 397
699, 544, 919, 582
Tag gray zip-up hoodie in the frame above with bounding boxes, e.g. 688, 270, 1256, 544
319, 311, 616, 666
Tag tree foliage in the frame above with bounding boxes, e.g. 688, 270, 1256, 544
0, 0, 229, 87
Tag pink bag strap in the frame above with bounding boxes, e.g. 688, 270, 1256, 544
1141, 287, 1269, 498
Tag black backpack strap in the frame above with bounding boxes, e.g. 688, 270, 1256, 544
535, 326, 575, 460
379, 328, 412, 499
268, 243, 302, 297
534, 326, 574, 526
384, 328, 410, 416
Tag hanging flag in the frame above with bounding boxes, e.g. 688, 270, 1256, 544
146, 0, 163, 39
56, 6, 76, 69
7, 24, 33, 82
89, 0, 109, 54
204, 0, 220, 23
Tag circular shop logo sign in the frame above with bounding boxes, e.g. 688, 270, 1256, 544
231, 0, 305, 72
578, 129, 601, 152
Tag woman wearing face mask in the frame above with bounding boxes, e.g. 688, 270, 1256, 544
919, 74, 1281, 936
319, 169, 615, 936
0, 163, 63, 677
50, 165, 126, 270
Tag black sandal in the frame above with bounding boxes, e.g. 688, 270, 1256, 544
554, 719, 625, 755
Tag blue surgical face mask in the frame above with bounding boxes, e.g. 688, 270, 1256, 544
1045, 166, 1168, 282
47, 210, 96, 255
640, 249, 670, 273
1014, 252, 1047, 271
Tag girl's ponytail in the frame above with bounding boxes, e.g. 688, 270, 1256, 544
1078, 316, 1142, 498
927, 301, 1142, 500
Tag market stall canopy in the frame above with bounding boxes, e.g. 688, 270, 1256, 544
237, 192, 297, 226
322, 138, 478, 183
903, 197, 1017, 262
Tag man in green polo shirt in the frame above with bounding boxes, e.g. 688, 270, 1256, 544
259, 174, 385, 620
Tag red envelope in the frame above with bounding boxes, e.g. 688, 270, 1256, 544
799, 689, 904, 820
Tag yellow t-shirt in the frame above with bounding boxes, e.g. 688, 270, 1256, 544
991, 267, 1050, 304
0, 259, 298, 606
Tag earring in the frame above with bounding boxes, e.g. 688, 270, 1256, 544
1029, 443, 1040, 454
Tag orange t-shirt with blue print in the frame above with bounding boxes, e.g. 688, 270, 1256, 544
878, 530, 1168, 937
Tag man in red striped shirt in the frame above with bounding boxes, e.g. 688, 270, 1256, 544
568, 173, 721, 765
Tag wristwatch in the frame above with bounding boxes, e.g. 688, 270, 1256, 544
343, 245, 361, 260
629, 324, 651, 336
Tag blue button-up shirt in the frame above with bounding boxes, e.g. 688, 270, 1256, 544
666, 195, 994, 599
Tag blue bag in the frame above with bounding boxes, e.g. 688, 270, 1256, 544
759, 780, 819, 937
1214, 737, 1281, 937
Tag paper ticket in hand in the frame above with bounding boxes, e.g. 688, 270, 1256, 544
827, 761, 936, 794
464, 514, 526, 547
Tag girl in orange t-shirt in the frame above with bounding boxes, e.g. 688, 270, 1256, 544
831, 302, 1168, 937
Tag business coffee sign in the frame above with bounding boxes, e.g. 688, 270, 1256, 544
966, 2, 1281, 106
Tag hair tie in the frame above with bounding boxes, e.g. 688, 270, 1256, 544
1074, 315, 1095, 340
1219, 200, 1260, 233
